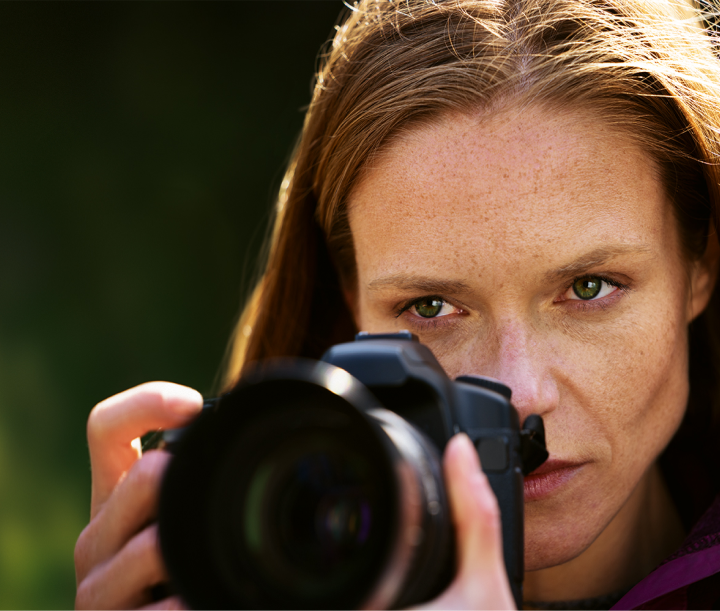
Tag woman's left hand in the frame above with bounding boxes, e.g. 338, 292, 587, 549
417, 433, 517, 610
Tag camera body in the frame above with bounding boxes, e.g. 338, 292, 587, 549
158, 332, 548, 609
323, 331, 530, 604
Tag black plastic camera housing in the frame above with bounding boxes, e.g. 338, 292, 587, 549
157, 332, 548, 609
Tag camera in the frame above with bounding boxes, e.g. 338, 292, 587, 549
157, 331, 548, 609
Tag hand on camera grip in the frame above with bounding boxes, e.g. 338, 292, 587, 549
417, 434, 517, 610
74, 382, 203, 610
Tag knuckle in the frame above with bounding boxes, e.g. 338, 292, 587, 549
133, 381, 196, 414
86, 401, 108, 443
477, 472, 501, 517
132, 382, 170, 407
484, 489, 501, 521
151, 595, 186, 610
138, 524, 161, 555
162, 596, 188, 611
481, 497, 502, 535
74, 523, 94, 581
485, 510, 502, 534
128, 453, 168, 496
126, 525, 166, 581
75, 576, 96, 610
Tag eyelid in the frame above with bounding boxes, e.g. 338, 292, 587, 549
395, 295, 462, 318
559, 275, 629, 302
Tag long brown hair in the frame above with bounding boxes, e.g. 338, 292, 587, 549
224, 0, 720, 521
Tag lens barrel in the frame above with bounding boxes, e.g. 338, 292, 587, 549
158, 360, 453, 609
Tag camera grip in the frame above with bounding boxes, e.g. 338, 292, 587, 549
486, 467, 524, 608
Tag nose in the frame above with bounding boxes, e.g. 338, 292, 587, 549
483, 321, 559, 422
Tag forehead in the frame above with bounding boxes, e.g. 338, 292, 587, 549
348, 106, 672, 279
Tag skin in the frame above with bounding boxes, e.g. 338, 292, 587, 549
74, 104, 718, 610
74, 387, 512, 610
74, 383, 203, 610
72, 212, 513, 610
347, 104, 719, 603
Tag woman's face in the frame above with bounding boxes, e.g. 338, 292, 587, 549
347, 106, 715, 570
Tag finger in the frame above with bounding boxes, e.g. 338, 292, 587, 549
140, 596, 187, 610
76, 523, 167, 610
421, 433, 515, 610
88, 382, 202, 515
75, 450, 170, 581
444, 433, 504, 577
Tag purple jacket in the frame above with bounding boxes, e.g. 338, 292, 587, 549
611, 494, 720, 610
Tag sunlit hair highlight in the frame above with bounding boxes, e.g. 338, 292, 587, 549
224, 0, 720, 388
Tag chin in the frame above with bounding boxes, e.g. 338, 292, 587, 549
523, 501, 602, 571
524, 533, 589, 571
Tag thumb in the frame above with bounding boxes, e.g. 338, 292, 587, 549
420, 433, 516, 609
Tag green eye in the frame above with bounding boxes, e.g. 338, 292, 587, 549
414, 297, 444, 318
572, 277, 602, 300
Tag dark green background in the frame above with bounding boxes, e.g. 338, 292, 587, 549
0, 1, 345, 607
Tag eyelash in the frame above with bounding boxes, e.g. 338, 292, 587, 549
560, 275, 630, 312
394, 295, 464, 330
394, 274, 631, 327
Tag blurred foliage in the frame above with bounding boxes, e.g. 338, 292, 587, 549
0, 2, 344, 608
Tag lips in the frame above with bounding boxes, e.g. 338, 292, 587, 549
523, 459, 587, 501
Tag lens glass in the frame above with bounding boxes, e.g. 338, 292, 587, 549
242, 435, 375, 584
208, 394, 395, 608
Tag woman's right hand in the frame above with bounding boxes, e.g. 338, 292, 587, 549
418, 433, 517, 610
74, 382, 203, 610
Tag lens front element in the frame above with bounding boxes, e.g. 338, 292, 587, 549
196, 379, 396, 610
158, 361, 452, 610
226, 429, 382, 603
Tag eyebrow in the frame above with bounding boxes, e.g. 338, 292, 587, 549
544, 244, 654, 282
367, 273, 472, 294
366, 245, 653, 294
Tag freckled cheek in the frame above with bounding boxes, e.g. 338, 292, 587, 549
556, 316, 688, 458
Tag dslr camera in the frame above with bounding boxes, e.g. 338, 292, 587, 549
157, 331, 548, 609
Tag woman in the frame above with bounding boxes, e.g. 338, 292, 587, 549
74, 0, 720, 608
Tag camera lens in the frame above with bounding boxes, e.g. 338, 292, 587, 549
159, 360, 453, 610
240, 439, 374, 571
209, 409, 394, 608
